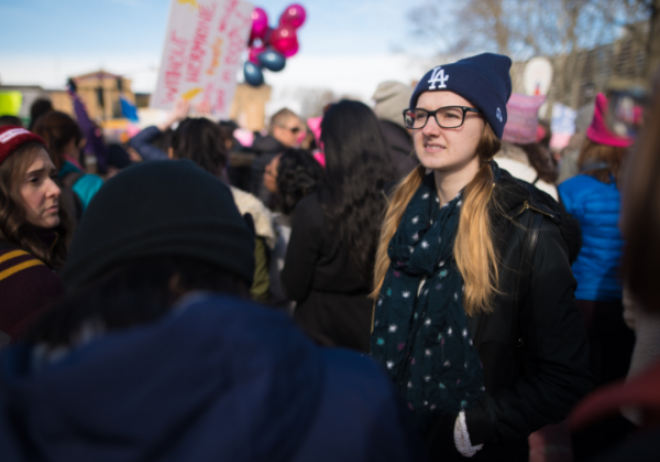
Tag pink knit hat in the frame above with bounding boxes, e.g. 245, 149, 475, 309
586, 93, 634, 148
502, 93, 546, 144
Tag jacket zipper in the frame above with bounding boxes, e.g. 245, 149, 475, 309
516, 200, 555, 219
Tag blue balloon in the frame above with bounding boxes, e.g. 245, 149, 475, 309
244, 61, 264, 87
258, 49, 286, 72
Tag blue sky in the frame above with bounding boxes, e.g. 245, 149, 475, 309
0, 0, 435, 114
0, 0, 425, 58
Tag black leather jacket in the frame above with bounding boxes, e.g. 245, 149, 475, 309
436, 168, 593, 461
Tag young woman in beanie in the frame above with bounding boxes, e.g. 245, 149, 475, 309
370, 53, 593, 461
558, 92, 636, 458
0, 126, 67, 347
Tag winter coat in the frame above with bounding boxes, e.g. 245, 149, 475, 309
379, 120, 418, 180
281, 193, 374, 352
0, 294, 426, 462
0, 237, 62, 349
58, 160, 104, 212
558, 174, 623, 301
230, 186, 275, 302
428, 167, 593, 461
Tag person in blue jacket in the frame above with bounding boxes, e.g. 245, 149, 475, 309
0, 160, 425, 462
558, 92, 636, 458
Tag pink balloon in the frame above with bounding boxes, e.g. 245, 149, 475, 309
250, 7, 269, 41
282, 41, 299, 58
279, 4, 306, 29
248, 45, 265, 64
270, 26, 298, 56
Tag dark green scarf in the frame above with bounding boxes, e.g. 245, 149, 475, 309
371, 171, 484, 432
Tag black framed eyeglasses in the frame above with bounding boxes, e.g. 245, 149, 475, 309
402, 106, 482, 129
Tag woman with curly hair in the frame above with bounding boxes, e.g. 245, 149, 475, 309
263, 149, 323, 306
0, 126, 67, 347
281, 100, 396, 351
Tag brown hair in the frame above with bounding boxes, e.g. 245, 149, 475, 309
578, 138, 627, 186
622, 87, 660, 311
520, 143, 558, 184
372, 124, 502, 316
0, 142, 68, 269
32, 111, 82, 170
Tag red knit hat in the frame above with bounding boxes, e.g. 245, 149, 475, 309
586, 93, 634, 148
0, 125, 47, 165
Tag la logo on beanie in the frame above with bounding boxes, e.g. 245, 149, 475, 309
428, 66, 449, 90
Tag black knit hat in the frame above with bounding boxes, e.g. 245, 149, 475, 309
409, 53, 513, 138
62, 160, 255, 293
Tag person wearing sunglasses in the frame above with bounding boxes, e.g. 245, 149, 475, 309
370, 53, 593, 460
250, 108, 302, 206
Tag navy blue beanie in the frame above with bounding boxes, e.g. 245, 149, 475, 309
409, 53, 513, 138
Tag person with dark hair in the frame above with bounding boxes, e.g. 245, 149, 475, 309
281, 100, 396, 352
251, 107, 301, 205
263, 149, 323, 307
128, 99, 189, 161
27, 98, 53, 131
370, 54, 592, 460
496, 93, 559, 200
32, 111, 104, 216
169, 117, 275, 303
558, 93, 636, 458
0, 160, 426, 462
0, 115, 23, 128
0, 126, 67, 348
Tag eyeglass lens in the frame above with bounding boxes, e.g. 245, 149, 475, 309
404, 107, 466, 129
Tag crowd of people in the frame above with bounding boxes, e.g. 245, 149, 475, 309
0, 52, 658, 461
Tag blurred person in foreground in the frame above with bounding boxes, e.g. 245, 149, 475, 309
373, 81, 419, 178
570, 80, 660, 461
0, 126, 67, 348
282, 100, 396, 352
0, 160, 425, 462
251, 108, 301, 205
558, 92, 636, 459
263, 148, 324, 308
168, 117, 275, 303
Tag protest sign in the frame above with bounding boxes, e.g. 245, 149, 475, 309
151, 0, 254, 118
550, 102, 577, 150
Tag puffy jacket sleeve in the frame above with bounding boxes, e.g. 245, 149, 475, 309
464, 220, 594, 445
281, 196, 322, 302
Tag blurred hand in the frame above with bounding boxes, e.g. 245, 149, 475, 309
159, 99, 190, 132
195, 99, 212, 115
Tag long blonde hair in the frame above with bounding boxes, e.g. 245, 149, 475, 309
371, 124, 501, 316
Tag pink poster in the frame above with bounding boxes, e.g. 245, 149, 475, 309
151, 0, 253, 118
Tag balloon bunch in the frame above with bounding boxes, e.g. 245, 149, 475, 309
243, 4, 306, 87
